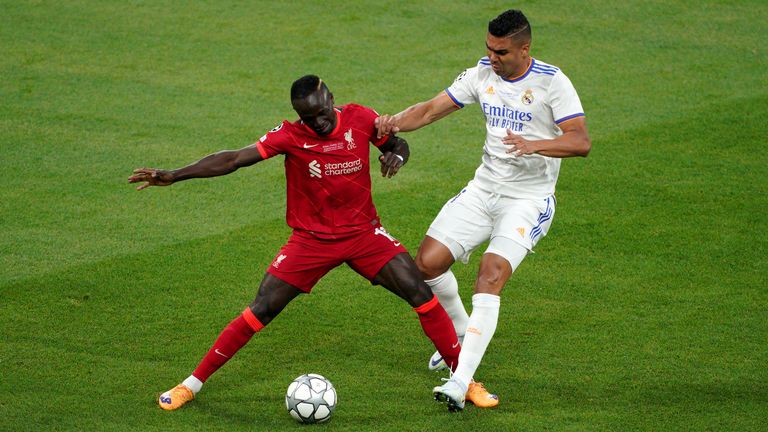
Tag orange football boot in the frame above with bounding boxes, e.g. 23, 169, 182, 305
466, 381, 499, 408
158, 384, 195, 410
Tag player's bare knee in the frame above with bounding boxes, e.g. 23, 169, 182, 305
414, 255, 431, 279
475, 264, 511, 295
476, 270, 503, 285
415, 253, 444, 280
247, 301, 274, 326
474, 276, 506, 295
395, 274, 432, 307
415, 238, 455, 280
249, 275, 303, 325
411, 280, 436, 305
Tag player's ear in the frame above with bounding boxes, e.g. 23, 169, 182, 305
520, 41, 530, 56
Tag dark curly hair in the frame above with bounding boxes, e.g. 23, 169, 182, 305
488, 9, 531, 42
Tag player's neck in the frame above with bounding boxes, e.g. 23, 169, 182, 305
505, 57, 532, 81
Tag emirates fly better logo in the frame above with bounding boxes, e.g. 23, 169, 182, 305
309, 160, 322, 178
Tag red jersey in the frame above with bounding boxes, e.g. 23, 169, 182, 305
255, 104, 389, 238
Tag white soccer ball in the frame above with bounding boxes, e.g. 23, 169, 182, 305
285, 373, 337, 424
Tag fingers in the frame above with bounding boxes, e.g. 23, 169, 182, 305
379, 154, 392, 177
129, 167, 166, 189
131, 167, 156, 177
502, 131, 526, 156
130, 167, 150, 176
379, 153, 403, 178
129, 175, 151, 190
375, 115, 400, 139
375, 116, 388, 139
502, 129, 517, 145
383, 164, 400, 178
504, 143, 523, 156
129, 168, 153, 183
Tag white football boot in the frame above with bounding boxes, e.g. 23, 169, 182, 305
432, 378, 466, 412
428, 350, 448, 371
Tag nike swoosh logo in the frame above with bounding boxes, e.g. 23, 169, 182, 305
303, 143, 319, 148
394, 242, 401, 246
452, 342, 460, 349
214, 349, 230, 358
430, 357, 444, 367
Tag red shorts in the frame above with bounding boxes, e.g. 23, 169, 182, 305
266, 224, 408, 292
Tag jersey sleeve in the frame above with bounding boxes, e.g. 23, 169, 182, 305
255, 121, 292, 159
549, 72, 585, 125
352, 104, 389, 147
444, 65, 481, 108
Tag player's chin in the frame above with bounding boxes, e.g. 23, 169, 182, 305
316, 124, 334, 135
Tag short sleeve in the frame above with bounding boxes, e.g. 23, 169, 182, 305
549, 72, 585, 125
445, 66, 481, 108
346, 104, 389, 147
255, 121, 292, 159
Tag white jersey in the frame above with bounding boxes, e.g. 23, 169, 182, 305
445, 57, 585, 199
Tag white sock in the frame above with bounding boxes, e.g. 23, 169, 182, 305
426, 270, 468, 340
451, 293, 500, 389
183, 375, 204, 394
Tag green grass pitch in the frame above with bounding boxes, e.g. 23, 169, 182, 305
1, 1, 766, 431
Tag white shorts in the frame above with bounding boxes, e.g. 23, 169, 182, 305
426, 181, 555, 268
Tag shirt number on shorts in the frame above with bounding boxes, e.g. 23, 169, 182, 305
374, 227, 401, 247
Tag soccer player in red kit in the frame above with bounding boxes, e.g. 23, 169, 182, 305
129, 75, 461, 411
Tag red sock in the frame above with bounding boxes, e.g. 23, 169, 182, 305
414, 296, 461, 371
192, 308, 265, 382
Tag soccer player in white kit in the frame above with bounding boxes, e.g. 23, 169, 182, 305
376, 9, 591, 411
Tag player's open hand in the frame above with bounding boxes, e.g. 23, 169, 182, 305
379, 153, 404, 178
503, 129, 537, 157
128, 168, 174, 190
375, 115, 400, 139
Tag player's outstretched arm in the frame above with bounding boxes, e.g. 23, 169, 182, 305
375, 92, 460, 139
377, 135, 410, 178
129, 144, 264, 190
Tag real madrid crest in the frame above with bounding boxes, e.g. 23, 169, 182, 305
521, 89, 534, 105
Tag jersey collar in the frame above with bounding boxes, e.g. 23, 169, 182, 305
501, 57, 534, 83
328, 107, 343, 136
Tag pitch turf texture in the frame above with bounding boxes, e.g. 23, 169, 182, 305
1, 1, 766, 430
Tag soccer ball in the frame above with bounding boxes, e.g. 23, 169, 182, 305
285, 373, 337, 423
